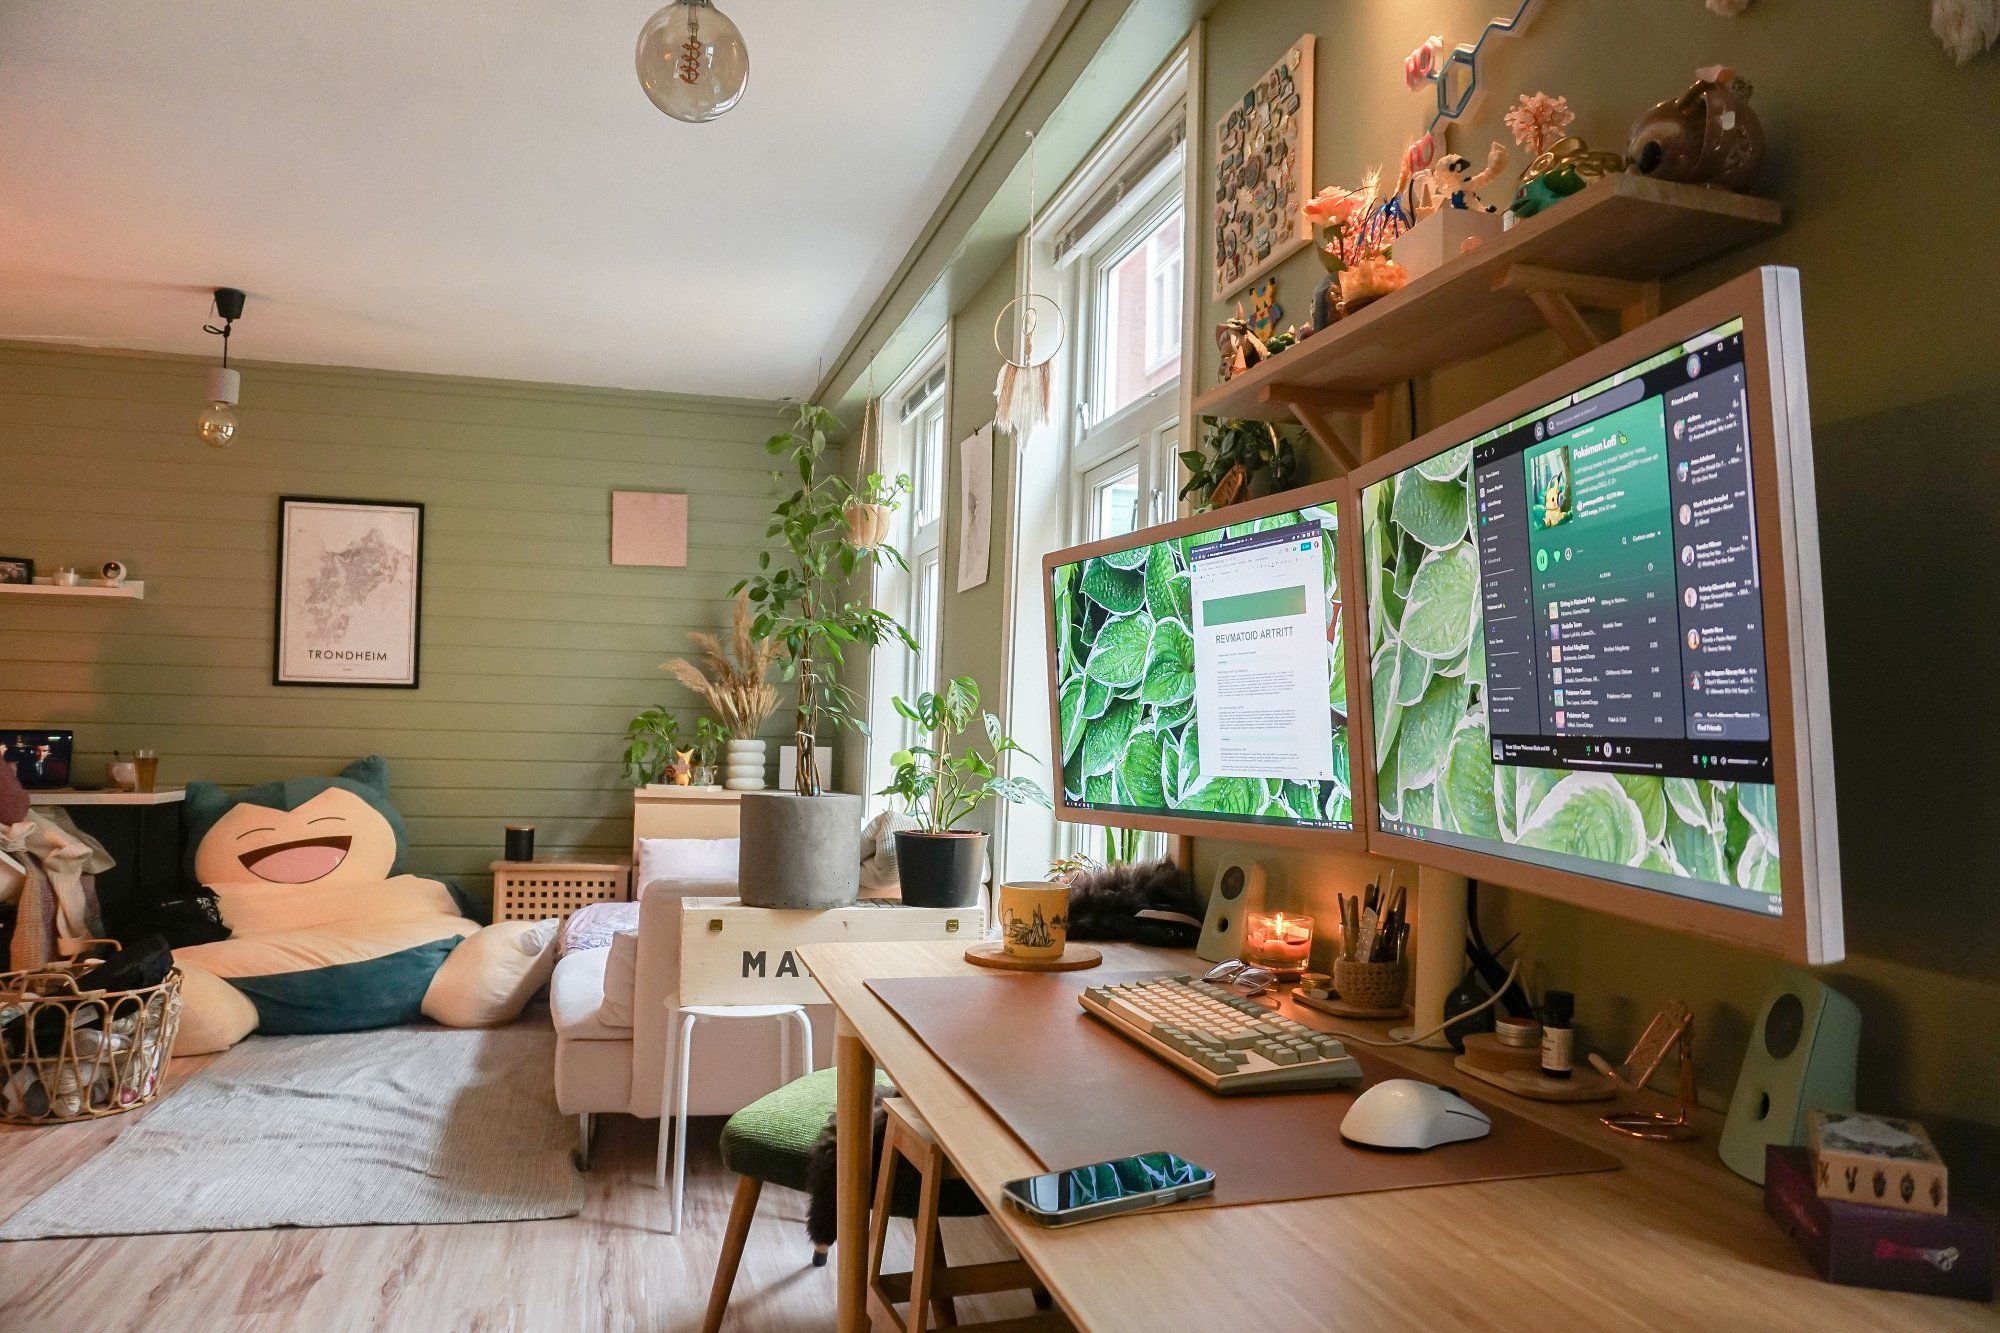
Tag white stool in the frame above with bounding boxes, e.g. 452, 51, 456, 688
656, 1002, 813, 1235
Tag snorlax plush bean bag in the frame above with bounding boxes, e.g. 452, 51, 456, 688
170, 756, 556, 1053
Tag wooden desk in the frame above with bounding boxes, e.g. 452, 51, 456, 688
801, 939, 1995, 1332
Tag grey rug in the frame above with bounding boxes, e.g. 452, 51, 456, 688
0, 1023, 582, 1239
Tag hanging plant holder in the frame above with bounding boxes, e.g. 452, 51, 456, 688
845, 390, 893, 550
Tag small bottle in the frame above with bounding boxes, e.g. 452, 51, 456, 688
1539, 990, 1575, 1079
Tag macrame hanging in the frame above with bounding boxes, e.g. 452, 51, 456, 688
994, 129, 1065, 439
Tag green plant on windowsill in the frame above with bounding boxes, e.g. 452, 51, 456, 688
623, 706, 681, 786
881, 677, 1052, 834
1179, 416, 1300, 513
882, 677, 1052, 907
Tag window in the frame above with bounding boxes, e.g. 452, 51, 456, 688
865, 341, 947, 806
1091, 203, 1185, 426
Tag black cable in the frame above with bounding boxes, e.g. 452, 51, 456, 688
1463, 881, 1536, 1017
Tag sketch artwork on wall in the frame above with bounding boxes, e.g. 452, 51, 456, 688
957, 425, 994, 593
274, 496, 425, 688
1212, 34, 1315, 300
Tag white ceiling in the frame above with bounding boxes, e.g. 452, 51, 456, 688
0, 1, 1070, 399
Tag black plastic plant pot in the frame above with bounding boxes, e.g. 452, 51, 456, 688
895, 831, 987, 908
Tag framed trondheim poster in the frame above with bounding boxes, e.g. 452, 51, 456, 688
274, 496, 425, 687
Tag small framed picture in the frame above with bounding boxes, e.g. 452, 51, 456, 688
0, 557, 33, 585
274, 496, 425, 688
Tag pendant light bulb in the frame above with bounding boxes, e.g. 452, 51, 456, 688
198, 366, 241, 448
636, 0, 749, 123
198, 288, 246, 448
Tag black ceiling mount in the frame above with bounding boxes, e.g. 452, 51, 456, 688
212, 287, 247, 322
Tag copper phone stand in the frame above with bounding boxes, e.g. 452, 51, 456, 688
1589, 1002, 1700, 1142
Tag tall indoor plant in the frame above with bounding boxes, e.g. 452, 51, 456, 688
730, 402, 913, 907
880, 676, 1050, 907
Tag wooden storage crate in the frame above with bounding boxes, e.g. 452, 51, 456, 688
491, 858, 631, 923
679, 897, 983, 1007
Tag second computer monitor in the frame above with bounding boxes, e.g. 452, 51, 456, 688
1349, 266, 1841, 963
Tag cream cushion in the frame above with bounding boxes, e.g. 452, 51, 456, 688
599, 929, 640, 1027
421, 918, 559, 1028
637, 837, 738, 891
173, 963, 259, 1055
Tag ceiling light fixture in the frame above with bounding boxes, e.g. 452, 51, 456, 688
636, 0, 749, 123
198, 287, 247, 449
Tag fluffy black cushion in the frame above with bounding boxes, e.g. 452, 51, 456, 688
1065, 858, 1202, 946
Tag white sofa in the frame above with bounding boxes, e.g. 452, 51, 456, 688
550, 870, 837, 1161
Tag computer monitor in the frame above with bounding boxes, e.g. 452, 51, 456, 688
1348, 267, 1841, 962
1042, 482, 1364, 850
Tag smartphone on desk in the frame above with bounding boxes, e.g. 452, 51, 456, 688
1002, 1151, 1215, 1228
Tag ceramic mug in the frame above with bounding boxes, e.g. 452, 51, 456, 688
998, 881, 1070, 961
106, 761, 138, 791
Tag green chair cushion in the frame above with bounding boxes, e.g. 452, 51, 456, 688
718, 1068, 984, 1217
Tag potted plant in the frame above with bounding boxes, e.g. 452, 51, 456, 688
691, 718, 729, 788
842, 395, 908, 551
880, 676, 1051, 907
732, 402, 915, 908
661, 591, 781, 790
623, 706, 682, 786
1178, 417, 1299, 512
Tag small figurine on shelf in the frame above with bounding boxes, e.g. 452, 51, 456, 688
1246, 280, 1284, 341
1305, 171, 1409, 314
1215, 305, 1269, 382
1504, 91, 1575, 162
1419, 142, 1509, 215
1627, 66, 1766, 191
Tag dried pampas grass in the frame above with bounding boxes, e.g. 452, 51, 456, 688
662, 592, 781, 738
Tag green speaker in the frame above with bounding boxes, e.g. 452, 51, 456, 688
1718, 968, 1860, 1183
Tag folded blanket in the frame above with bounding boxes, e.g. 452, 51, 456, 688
561, 901, 639, 955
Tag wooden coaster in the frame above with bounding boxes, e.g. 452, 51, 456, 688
1453, 1056, 1616, 1102
964, 941, 1103, 972
1293, 989, 1409, 1021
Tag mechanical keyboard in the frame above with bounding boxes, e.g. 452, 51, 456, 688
1079, 975, 1364, 1094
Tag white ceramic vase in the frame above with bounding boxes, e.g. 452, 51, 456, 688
725, 738, 767, 791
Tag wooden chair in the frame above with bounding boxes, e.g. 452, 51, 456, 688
866, 1098, 1070, 1333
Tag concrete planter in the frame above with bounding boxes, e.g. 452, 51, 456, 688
737, 790, 861, 909
895, 831, 987, 908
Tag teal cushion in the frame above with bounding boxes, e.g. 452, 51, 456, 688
227, 936, 461, 1035
719, 1068, 984, 1216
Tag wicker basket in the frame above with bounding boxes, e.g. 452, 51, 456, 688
1333, 957, 1409, 1011
0, 948, 183, 1125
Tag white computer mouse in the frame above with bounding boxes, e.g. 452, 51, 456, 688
1339, 1079, 1493, 1150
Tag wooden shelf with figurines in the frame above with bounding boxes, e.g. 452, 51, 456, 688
1197, 67, 1782, 479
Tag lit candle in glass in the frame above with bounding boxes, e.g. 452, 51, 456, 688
1243, 911, 1314, 978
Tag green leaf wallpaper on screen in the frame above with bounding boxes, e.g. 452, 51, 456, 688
1052, 506, 1352, 831
1360, 451, 1780, 900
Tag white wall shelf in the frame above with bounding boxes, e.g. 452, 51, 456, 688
0, 580, 146, 600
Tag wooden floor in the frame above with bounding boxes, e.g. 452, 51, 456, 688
0, 1059, 1039, 1333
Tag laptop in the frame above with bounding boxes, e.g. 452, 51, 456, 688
1, 729, 73, 790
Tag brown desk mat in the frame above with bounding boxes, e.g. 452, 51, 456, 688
867, 971, 1619, 1208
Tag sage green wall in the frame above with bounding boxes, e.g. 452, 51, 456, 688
0, 345, 784, 913
1186, 1, 2000, 1194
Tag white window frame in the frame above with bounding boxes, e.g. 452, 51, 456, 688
1143, 231, 1183, 374
988, 43, 1198, 878
866, 333, 948, 807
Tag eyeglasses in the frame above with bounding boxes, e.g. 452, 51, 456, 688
1201, 960, 1277, 996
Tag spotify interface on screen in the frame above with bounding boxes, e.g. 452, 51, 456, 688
1472, 322, 1774, 783
1189, 521, 1337, 781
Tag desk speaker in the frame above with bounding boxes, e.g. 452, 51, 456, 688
1718, 968, 1860, 1183
1195, 860, 1265, 963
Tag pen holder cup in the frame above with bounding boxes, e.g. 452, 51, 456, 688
1333, 958, 1409, 1011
